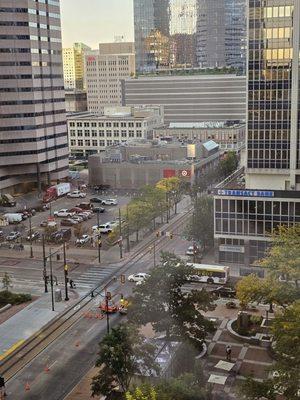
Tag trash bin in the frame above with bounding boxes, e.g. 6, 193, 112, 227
55, 289, 62, 302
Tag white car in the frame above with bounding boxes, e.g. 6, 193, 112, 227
102, 199, 118, 206
67, 190, 86, 198
97, 224, 112, 234
128, 272, 150, 284
76, 234, 90, 245
53, 209, 75, 218
186, 246, 196, 256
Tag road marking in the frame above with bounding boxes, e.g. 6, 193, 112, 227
73, 305, 81, 311
0, 339, 25, 361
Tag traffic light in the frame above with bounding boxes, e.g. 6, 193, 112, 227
120, 274, 126, 284
106, 291, 112, 300
156, 231, 160, 238
64, 264, 69, 272
169, 232, 173, 239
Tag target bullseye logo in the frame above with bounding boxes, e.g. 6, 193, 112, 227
181, 170, 188, 177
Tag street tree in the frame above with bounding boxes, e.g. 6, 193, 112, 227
186, 196, 214, 249
2, 272, 12, 291
217, 151, 238, 178
259, 225, 300, 288
156, 177, 183, 214
128, 253, 215, 351
138, 185, 168, 225
239, 301, 300, 400
91, 324, 158, 397
126, 385, 157, 400
236, 274, 299, 309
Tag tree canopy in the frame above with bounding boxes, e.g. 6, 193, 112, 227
128, 253, 215, 350
91, 324, 158, 397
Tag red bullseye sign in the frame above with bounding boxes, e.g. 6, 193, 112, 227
179, 170, 191, 177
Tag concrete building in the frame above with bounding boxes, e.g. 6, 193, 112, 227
153, 121, 245, 151
122, 74, 246, 124
85, 42, 135, 114
65, 90, 87, 113
0, 0, 69, 194
89, 139, 220, 189
197, 0, 246, 70
213, 0, 300, 268
63, 42, 91, 90
68, 106, 164, 157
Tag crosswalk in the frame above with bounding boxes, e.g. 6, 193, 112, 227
75, 264, 120, 289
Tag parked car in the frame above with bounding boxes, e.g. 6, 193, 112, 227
67, 190, 86, 198
77, 213, 88, 221
127, 272, 150, 284
92, 207, 105, 213
76, 234, 90, 245
76, 202, 92, 210
26, 231, 41, 241
6, 231, 21, 241
61, 218, 78, 226
40, 220, 49, 227
102, 199, 118, 206
53, 209, 75, 218
97, 224, 112, 234
212, 286, 236, 298
72, 215, 84, 223
80, 211, 92, 219
90, 197, 103, 204
69, 207, 83, 214
51, 228, 72, 243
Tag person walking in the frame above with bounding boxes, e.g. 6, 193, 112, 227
226, 345, 232, 361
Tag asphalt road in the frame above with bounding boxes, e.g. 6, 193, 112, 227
4, 215, 194, 399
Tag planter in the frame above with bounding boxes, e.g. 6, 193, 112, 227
195, 343, 207, 359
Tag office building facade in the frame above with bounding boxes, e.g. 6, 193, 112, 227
134, 0, 246, 72
63, 42, 91, 90
213, 0, 300, 268
122, 74, 246, 124
0, 0, 69, 193
85, 43, 135, 114
197, 0, 246, 70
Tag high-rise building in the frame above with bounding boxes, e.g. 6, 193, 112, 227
197, 0, 246, 70
134, 0, 246, 73
134, 0, 198, 72
63, 42, 91, 90
0, 0, 69, 194
212, 0, 300, 268
85, 42, 135, 114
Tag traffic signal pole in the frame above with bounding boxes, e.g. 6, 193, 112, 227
42, 234, 48, 293
63, 242, 69, 301
97, 210, 101, 263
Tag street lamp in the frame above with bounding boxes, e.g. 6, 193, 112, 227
118, 208, 123, 259
42, 234, 48, 293
97, 210, 101, 263
63, 242, 69, 301
29, 214, 33, 258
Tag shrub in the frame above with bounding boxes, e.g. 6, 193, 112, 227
250, 315, 263, 326
0, 291, 31, 307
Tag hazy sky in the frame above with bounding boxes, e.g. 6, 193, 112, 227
60, 0, 134, 49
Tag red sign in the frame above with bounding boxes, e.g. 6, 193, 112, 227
163, 169, 176, 178
178, 170, 191, 178
87, 56, 96, 62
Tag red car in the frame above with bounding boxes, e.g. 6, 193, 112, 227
69, 207, 83, 214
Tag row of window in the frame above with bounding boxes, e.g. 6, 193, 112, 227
1, 120, 65, 132
69, 130, 143, 138
69, 121, 143, 128
215, 199, 300, 216
0, 48, 61, 55
0, 21, 60, 30
70, 139, 123, 147
1, 143, 67, 157
0, 97, 65, 106
0, 132, 67, 144
0, 61, 62, 67
0, 8, 60, 18
0, 74, 62, 80
0, 86, 64, 93
0, 35, 61, 43
0, 109, 65, 119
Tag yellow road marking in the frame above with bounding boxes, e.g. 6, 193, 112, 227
0, 339, 25, 361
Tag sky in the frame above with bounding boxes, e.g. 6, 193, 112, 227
60, 0, 134, 49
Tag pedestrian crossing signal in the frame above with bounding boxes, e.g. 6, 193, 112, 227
120, 274, 126, 284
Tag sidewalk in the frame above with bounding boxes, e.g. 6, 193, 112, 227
0, 286, 87, 360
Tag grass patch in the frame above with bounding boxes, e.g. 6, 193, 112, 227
0, 291, 32, 308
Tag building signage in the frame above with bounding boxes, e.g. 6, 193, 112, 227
219, 245, 245, 253
87, 56, 96, 62
179, 169, 191, 178
216, 189, 274, 198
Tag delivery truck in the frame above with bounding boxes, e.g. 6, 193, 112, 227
43, 183, 71, 203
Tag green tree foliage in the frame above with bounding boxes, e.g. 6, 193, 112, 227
91, 324, 158, 397
240, 301, 300, 400
126, 385, 157, 400
128, 253, 215, 350
2, 272, 12, 291
259, 225, 300, 288
236, 274, 299, 309
186, 196, 214, 249
218, 151, 239, 178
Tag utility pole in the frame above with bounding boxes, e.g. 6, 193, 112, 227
42, 234, 48, 293
29, 214, 33, 258
97, 210, 101, 263
126, 205, 130, 252
118, 208, 123, 259
166, 191, 169, 223
153, 241, 156, 267
105, 292, 110, 334
49, 250, 55, 312
63, 242, 69, 301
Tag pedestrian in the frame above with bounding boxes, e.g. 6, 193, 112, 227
226, 345, 232, 361
69, 279, 74, 289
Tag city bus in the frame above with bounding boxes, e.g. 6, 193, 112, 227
187, 263, 230, 285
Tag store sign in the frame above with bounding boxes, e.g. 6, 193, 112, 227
178, 169, 191, 178
216, 189, 274, 198
219, 245, 245, 253
87, 56, 96, 62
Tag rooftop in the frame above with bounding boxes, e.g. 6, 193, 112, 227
125, 73, 246, 82
168, 121, 245, 129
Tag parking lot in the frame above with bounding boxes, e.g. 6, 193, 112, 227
0, 189, 131, 249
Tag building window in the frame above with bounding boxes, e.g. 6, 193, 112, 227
77, 130, 83, 137
84, 122, 90, 127
113, 130, 119, 137
70, 122, 75, 127
77, 122, 82, 127
136, 122, 142, 128
92, 130, 97, 137
99, 130, 104, 137
136, 130, 142, 137
121, 130, 127, 137
85, 140, 90, 146
91, 122, 97, 127
92, 140, 98, 146
106, 122, 111, 127
70, 140, 76, 146
107, 140, 112, 146
98, 122, 104, 128
113, 122, 119, 127
78, 139, 83, 146
106, 131, 112, 137
70, 130, 75, 137
84, 130, 90, 137
121, 122, 127, 127
99, 140, 105, 146
129, 131, 134, 137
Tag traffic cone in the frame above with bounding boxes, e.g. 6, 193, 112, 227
44, 365, 50, 373
25, 382, 30, 391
